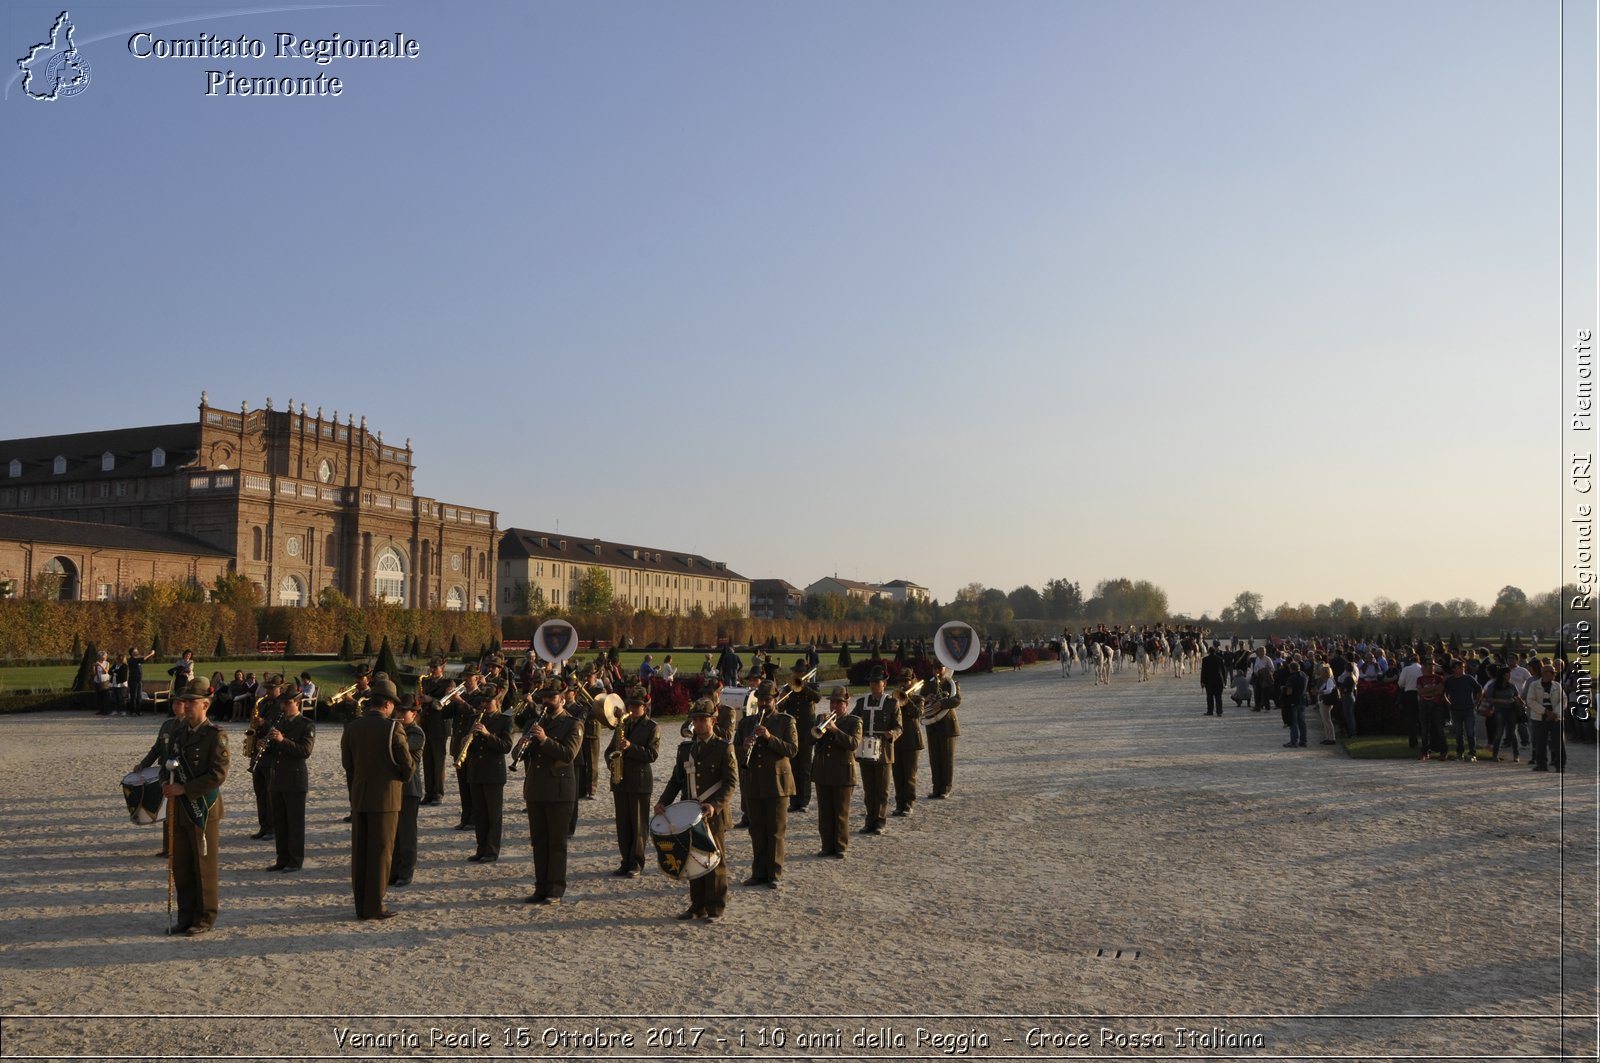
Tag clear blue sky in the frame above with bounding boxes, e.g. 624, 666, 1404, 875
1, 0, 1565, 616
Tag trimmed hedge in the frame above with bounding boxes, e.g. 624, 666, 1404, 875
0, 691, 98, 715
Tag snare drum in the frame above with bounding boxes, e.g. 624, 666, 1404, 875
720, 686, 758, 718
650, 799, 721, 880
857, 735, 883, 762
120, 766, 165, 825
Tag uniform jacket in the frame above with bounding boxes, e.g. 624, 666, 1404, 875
607, 715, 660, 794
660, 736, 738, 832
419, 676, 455, 741
267, 713, 315, 793
810, 711, 862, 787
463, 710, 513, 785
780, 685, 820, 751
1200, 652, 1229, 691
139, 716, 186, 772
852, 693, 902, 765
341, 714, 416, 813
734, 708, 799, 799
520, 708, 584, 804
170, 720, 229, 824
894, 690, 925, 753
401, 722, 426, 800
923, 677, 962, 738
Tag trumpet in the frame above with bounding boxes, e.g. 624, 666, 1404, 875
323, 683, 360, 705
431, 682, 468, 711
811, 706, 840, 741
774, 668, 819, 709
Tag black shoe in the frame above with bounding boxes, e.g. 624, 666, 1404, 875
1204, 712, 1214, 716
766, 879, 780, 890
863, 826, 883, 835
373, 910, 397, 920
533, 896, 560, 906
249, 830, 270, 840
167, 923, 193, 936
930, 794, 947, 801
742, 876, 769, 887
156, 850, 169, 857
831, 851, 846, 860
1320, 739, 1336, 745
266, 863, 286, 872
184, 924, 213, 936
524, 894, 545, 904
702, 909, 722, 920
676, 908, 703, 920
733, 819, 749, 830
392, 877, 411, 887
611, 867, 634, 878
454, 822, 472, 831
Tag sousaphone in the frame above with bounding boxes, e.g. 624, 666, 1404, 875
934, 620, 982, 672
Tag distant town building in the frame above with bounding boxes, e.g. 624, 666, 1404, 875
498, 529, 749, 617
750, 578, 804, 620
0, 514, 233, 603
878, 579, 930, 604
803, 576, 883, 603
0, 395, 499, 610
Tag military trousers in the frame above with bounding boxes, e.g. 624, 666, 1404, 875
859, 758, 891, 830
252, 765, 272, 831
789, 734, 815, 811
746, 796, 787, 881
350, 810, 398, 919
171, 805, 221, 930
392, 796, 420, 883
815, 784, 853, 855
469, 779, 504, 859
689, 820, 728, 916
612, 790, 650, 872
926, 732, 957, 797
527, 800, 574, 898
892, 745, 920, 812
269, 789, 307, 867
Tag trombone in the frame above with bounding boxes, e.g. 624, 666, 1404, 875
774, 667, 819, 710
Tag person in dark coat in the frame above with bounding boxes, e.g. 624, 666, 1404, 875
462, 690, 513, 862
733, 681, 798, 887
607, 688, 660, 877
162, 679, 229, 935
339, 677, 415, 920
810, 687, 861, 858
657, 701, 737, 920
519, 685, 584, 905
1200, 644, 1229, 716
264, 686, 314, 872
390, 698, 426, 887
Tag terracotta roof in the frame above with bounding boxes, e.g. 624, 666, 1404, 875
0, 513, 232, 556
499, 529, 746, 581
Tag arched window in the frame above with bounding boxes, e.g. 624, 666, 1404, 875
374, 547, 406, 604
151, 447, 166, 468
52, 455, 66, 475
278, 574, 305, 607
7, 459, 18, 478
41, 556, 77, 600
251, 527, 263, 562
446, 586, 465, 611
101, 452, 114, 471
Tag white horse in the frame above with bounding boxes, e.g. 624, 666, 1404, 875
1093, 641, 1113, 685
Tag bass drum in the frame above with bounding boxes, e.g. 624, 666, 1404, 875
121, 766, 165, 826
650, 800, 721, 880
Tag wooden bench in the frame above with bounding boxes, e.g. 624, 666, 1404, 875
501, 639, 531, 652
258, 641, 288, 656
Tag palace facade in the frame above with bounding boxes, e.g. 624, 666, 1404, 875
0, 395, 499, 610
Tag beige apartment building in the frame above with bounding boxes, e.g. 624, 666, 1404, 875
498, 529, 749, 616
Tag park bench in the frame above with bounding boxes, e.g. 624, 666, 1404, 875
257, 640, 287, 657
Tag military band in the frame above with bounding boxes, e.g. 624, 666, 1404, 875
126, 643, 975, 932
246, 674, 283, 841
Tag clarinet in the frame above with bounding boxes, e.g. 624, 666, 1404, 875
740, 708, 767, 768
508, 703, 548, 772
